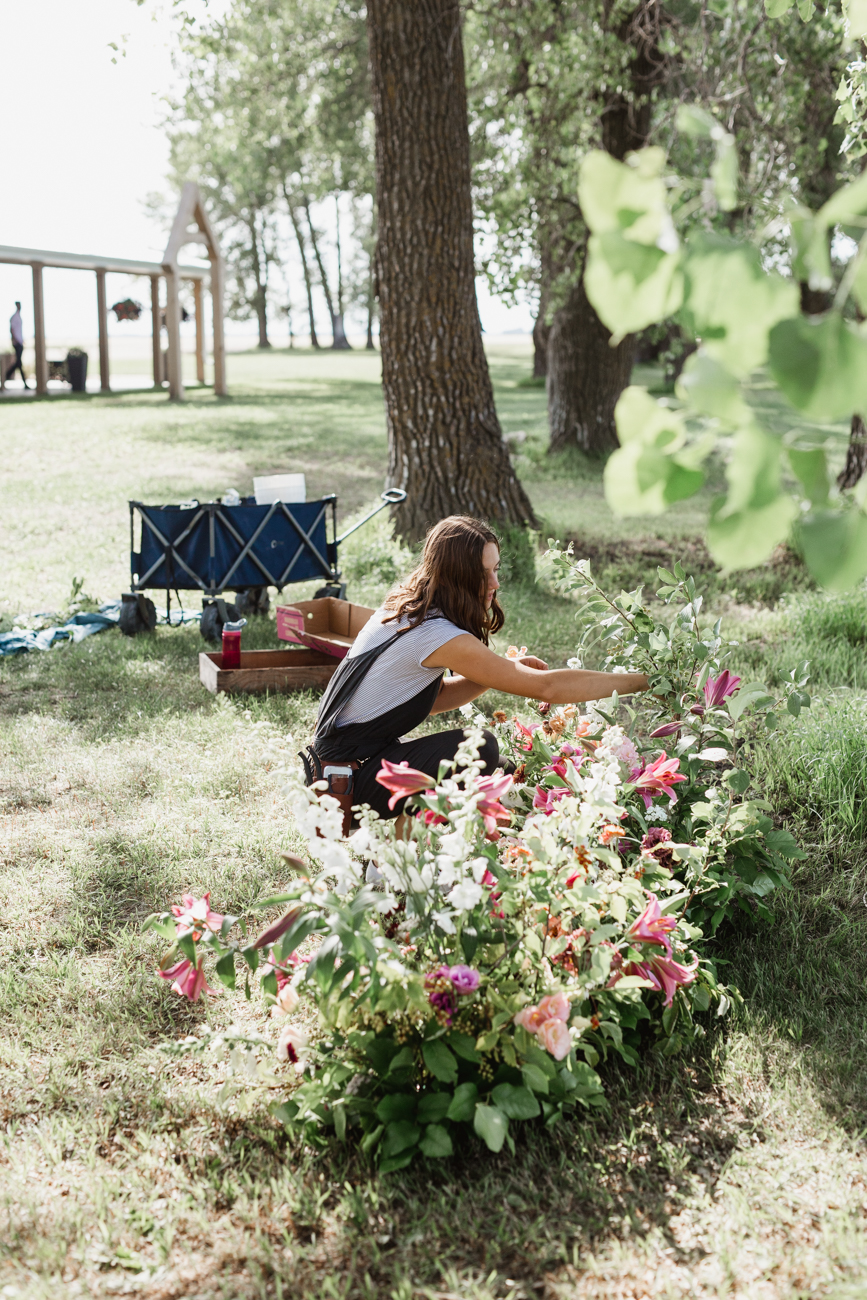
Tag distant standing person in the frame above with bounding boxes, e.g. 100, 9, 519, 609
7, 302, 29, 389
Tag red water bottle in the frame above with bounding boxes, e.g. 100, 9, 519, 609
221, 618, 246, 669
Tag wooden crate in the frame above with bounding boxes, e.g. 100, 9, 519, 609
199, 647, 339, 695
276, 596, 374, 657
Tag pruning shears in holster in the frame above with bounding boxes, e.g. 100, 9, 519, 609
299, 745, 359, 836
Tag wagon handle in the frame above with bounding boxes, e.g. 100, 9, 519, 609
335, 488, 407, 545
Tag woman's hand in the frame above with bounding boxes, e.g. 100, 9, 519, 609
516, 654, 548, 672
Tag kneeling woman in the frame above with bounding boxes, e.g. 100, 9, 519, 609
305, 515, 649, 825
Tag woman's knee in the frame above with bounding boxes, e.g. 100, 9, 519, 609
477, 728, 500, 774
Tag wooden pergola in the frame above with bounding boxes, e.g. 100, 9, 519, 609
0, 182, 226, 401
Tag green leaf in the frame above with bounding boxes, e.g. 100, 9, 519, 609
765, 0, 794, 15
375, 1093, 416, 1124
797, 507, 867, 590
676, 351, 749, 423
215, 952, 236, 991
521, 1062, 550, 1095
381, 1120, 420, 1160
578, 146, 672, 242
844, 0, 867, 42
422, 1041, 459, 1085
333, 1102, 346, 1142
447, 1031, 481, 1063
676, 103, 717, 137
788, 448, 830, 507
683, 235, 799, 377
711, 132, 738, 212
724, 768, 751, 795
490, 1084, 541, 1121
728, 680, 778, 721
240, 945, 260, 974
379, 1150, 415, 1173
446, 1082, 478, 1123
473, 1104, 509, 1153
707, 426, 799, 569
585, 232, 683, 338
417, 1092, 451, 1124
769, 313, 867, 420
419, 1123, 453, 1159
176, 932, 197, 965
386, 1046, 414, 1077
606, 388, 706, 516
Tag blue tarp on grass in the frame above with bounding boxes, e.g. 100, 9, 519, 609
0, 609, 120, 656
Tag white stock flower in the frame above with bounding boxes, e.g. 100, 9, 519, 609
436, 856, 462, 887
597, 726, 640, 769
448, 879, 484, 911
645, 804, 669, 824
468, 856, 490, 883
437, 830, 470, 861
432, 909, 456, 934
318, 840, 360, 892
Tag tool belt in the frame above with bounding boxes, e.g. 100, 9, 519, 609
299, 745, 360, 837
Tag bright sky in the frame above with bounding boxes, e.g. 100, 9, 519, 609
0, 0, 530, 346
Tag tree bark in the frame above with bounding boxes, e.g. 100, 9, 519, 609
249, 217, 271, 349
532, 310, 550, 379
304, 198, 350, 350
334, 196, 353, 349
547, 273, 635, 455
838, 414, 867, 490
546, 0, 666, 454
286, 194, 320, 349
366, 0, 536, 540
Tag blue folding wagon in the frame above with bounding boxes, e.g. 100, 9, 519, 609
121, 489, 405, 639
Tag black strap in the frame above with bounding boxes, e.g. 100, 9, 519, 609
311, 620, 444, 764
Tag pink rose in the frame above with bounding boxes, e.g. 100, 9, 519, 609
537, 1017, 572, 1060
537, 991, 570, 1023
514, 1004, 549, 1033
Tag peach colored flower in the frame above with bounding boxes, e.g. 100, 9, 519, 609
537, 991, 570, 1022
537, 1017, 572, 1061
600, 824, 626, 844
514, 1004, 549, 1033
270, 983, 300, 1019
574, 716, 596, 737
506, 645, 529, 659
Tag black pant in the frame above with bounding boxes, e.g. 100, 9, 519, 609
353, 727, 501, 820
6, 343, 26, 384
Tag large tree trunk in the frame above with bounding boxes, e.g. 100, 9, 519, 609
546, 0, 665, 454
366, 0, 535, 540
838, 414, 867, 490
547, 273, 634, 455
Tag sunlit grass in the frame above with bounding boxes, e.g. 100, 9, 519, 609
3, 346, 867, 1298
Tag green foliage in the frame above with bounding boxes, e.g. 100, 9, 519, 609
581, 143, 867, 588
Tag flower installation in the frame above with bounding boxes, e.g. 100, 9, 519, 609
145, 555, 811, 1171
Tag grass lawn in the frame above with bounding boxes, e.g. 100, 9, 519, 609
2, 346, 867, 1299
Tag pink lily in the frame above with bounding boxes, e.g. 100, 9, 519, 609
514, 720, 540, 752
650, 721, 682, 738
158, 956, 217, 1002
475, 772, 514, 832
171, 892, 224, 940
703, 671, 741, 710
629, 752, 688, 810
626, 893, 676, 955
532, 784, 570, 816
625, 952, 698, 1007
375, 759, 433, 810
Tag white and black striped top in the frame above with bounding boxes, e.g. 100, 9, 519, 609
336, 608, 468, 726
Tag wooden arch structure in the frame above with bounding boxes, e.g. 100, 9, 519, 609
0, 183, 226, 401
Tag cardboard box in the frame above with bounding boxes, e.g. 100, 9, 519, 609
275, 597, 374, 659
199, 647, 339, 695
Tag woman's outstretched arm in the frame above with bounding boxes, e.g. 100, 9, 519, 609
424, 635, 647, 705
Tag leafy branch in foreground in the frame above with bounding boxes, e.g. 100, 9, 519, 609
578, 68, 867, 589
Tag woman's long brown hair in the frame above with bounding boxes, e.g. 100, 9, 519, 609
382, 516, 504, 644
